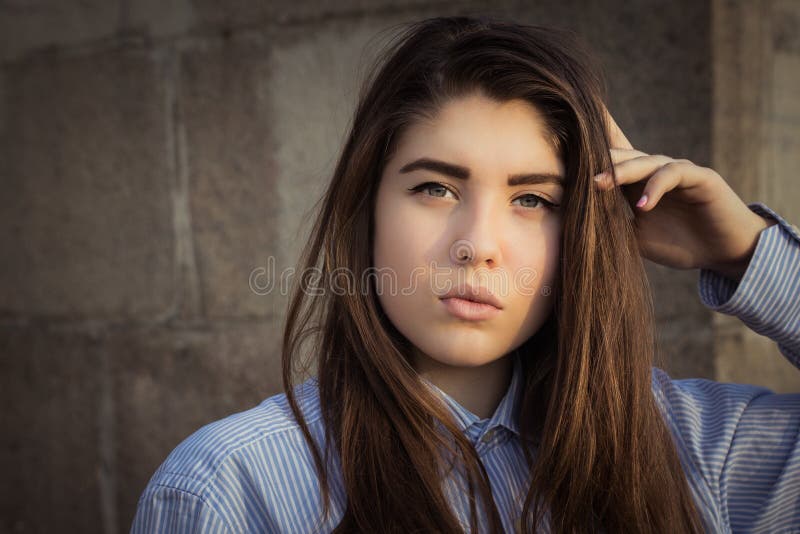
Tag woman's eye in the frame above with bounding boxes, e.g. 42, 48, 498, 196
409, 181, 457, 199
512, 194, 557, 210
409, 183, 558, 211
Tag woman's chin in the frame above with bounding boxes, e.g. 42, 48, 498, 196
413, 344, 509, 369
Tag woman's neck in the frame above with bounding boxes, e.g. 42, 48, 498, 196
412, 350, 514, 419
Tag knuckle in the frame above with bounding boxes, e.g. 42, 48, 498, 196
699, 165, 719, 177
662, 160, 686, 173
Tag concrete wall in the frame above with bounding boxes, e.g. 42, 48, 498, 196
0, 1, 796, 532
711, 0, 800, 392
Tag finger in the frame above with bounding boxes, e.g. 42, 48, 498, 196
608, 147, 649, 165
603, 105, 633, 150
634, 160, 708, 210
595, 154, 675, 189
635, 163, 686, 211
594, 149, 648, 189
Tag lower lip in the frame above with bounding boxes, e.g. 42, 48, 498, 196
440, 297, 501, 321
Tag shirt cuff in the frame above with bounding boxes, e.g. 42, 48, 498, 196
698, 202, 800, 363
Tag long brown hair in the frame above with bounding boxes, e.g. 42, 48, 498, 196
281, 15, 705, 533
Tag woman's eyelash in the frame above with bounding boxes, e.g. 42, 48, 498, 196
408, 181, 456, 198
407, 181, 558, 209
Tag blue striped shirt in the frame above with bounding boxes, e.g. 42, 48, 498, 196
131, 202, 800, 533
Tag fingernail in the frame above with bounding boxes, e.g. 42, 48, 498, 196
636, 194, 648, 208
593, 172, 607, 182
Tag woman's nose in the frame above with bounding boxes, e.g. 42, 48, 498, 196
451, 202, 502, 269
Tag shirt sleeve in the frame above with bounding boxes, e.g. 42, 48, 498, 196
652, 202, 800, 533
697, 201, 800, 365
131, 480, 234, 534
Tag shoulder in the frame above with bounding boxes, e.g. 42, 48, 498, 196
649, 366, 800, 483
650, 367, 800, 532
144, 376, 326, 499
649, 366, 775, 438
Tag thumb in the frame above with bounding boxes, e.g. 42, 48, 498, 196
603, 105, 634, 150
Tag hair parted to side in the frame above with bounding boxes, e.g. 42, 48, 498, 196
281, 15, 706, 533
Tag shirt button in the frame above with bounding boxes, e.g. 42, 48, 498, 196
481, 429, 496, 444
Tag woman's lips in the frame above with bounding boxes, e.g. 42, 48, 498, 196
439, 297, 502, 321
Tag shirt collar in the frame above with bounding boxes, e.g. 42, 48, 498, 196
420, 352, 523, 438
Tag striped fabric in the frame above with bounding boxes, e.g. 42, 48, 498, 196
131, 201, 800, 533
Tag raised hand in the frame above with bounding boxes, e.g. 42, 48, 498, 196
596, 108, 777, 282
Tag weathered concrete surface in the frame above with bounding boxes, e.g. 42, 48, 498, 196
179, 39, 281, 319
0, 0, 465, 62
711, 0, 800, 392
0, 325, 107, 532
0, 49, 175, 320
2, 1, 798, 533
110, 320, 284, 530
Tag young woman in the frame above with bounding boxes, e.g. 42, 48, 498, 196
131, 16, 800, 533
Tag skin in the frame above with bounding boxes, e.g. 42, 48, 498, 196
595, 108, 777, 282
371, 92, 777, 419
373, 92, 564, 418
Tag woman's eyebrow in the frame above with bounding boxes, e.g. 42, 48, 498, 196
398, 157, 564, 186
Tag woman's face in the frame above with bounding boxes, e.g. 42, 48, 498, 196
373, 92, 564, 369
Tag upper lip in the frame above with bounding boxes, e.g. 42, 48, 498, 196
440, 284, 504, 310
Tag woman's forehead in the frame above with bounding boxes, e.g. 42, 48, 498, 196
388, 95, 564, 181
